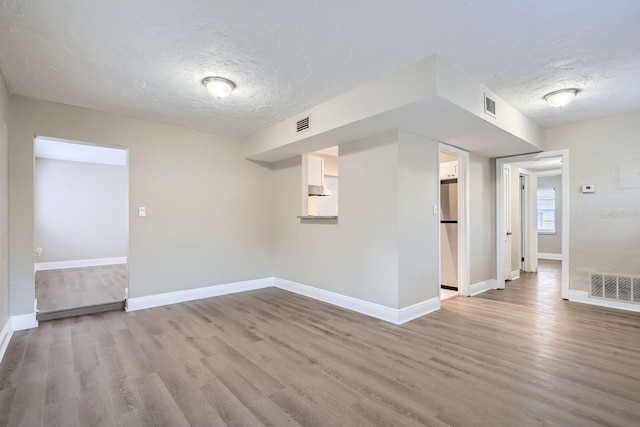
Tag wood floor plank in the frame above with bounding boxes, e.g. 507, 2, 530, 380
2, 260, 640, 426
130, 373, 191, 427
36, 264, 127, 313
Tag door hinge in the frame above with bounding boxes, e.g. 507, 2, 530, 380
521, 184, 525, 190
521, 257, 525, 262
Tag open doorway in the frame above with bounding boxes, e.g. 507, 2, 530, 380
496, 151, 569, 299
34, 137, 129, 320
439, 144, 470, 300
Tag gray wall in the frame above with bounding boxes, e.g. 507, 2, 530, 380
272, 130, 442, 309
537, 174, 562, 255
35, 158, 128, 263
397, 131, 440, 307
469, 154, 496, 285
0, 76, 9, 328
545, 110, 640, 291
9, 95, 273, 316
272, 131, 401, 308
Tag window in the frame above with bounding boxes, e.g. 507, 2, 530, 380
537, 188, 556, 234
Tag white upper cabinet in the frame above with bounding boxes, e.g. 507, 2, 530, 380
440, 160, 458, 180
308, 155, 324, 186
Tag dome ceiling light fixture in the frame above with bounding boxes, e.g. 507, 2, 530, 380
203, 77, 236, 99
544, 88, 579, 108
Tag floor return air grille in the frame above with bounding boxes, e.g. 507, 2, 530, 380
590, 274, 640, 303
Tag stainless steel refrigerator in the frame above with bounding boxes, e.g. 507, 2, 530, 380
440, 179, 458, 289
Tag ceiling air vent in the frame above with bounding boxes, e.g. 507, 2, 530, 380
296, 116, 310, 134
484, 94, 496, 118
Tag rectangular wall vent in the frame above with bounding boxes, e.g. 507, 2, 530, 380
590, 274, 640, 304
296, 116, 310, 134
484, 94, 496, 118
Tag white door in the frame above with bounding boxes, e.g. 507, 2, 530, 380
503, 166, 512, 280
520, 175, 525, 271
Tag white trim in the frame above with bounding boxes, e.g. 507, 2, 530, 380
569, 290, 640, 313
469, 279, 498, 296
11, 312, 38, 331
275, 278, 398, 323
538, 253, 562, 261
509, 269, 521, 281
397, 297, 440, 324
125, 278, 274, 312
274, 278, 439, 324
35, 256, 127, 271
0, 318, 13, 365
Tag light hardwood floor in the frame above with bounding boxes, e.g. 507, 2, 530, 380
2, 260, 640, 426
35, 264, 127, 313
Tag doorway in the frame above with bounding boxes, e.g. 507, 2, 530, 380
439, 144, 470, 300
496, 150, 569, 299
33, 137, 129, 320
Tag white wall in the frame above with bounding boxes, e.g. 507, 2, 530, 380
35, 158, 128, 263
537, 174, 562, 255
9, 96, 273, 316
545, 110, 640, 291
0, 75, 9, 328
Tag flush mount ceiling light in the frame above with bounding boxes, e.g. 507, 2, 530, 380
203, 77, 236, 99
544, 88, 579, 108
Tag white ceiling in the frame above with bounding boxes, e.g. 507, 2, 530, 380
1, 1, 639, 138
315, 146, 339, 157
511, 157, 563, 173
35, 137, 127, 166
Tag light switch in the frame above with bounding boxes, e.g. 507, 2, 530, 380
138, 207, 147, 217
433, 204, 438, 215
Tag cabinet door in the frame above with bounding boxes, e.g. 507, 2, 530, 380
440, 163, 450, 180
450, 162, 458, 179
440, 161, 458, 179
308, 155, 323, 186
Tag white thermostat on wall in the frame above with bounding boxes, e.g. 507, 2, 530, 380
582, 184, 596, 193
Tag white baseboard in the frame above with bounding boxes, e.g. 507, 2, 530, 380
35, 256, 127, 271
126, 277, 274, 312
122, 276, 443, 324
12, 312, 38, 331
509, 269, 520, 281
568, 290, 640, 313
397, 297, 440, 324
0, 317, 13, 365
469, 279, 498, 296
538, 253, 562, 261
274, 278, 439, 324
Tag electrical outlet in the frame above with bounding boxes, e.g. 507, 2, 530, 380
34, 247, 42, 257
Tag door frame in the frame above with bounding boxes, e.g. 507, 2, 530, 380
496, 149, 570, 299
439, 143, 470, 297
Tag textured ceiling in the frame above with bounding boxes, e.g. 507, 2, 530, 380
1, 1, 639, 138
